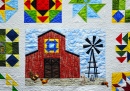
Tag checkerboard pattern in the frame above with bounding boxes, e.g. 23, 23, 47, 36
0, 29, 19, 67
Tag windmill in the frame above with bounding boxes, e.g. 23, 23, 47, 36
83, 36, 103, 78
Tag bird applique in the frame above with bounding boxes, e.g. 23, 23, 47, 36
101, 81, 109, 87
40, 78, 49, 84
29, 71, 39, 82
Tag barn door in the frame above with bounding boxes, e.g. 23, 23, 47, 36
44, 58, 60, 78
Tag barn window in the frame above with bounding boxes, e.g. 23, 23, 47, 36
44, 39, 59, 53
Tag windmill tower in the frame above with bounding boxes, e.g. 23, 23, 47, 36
83, 36, 103, 78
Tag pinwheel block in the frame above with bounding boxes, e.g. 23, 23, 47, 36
0, 0, 18, 23
69, 0, 105, 22
0, 29, 19, 67
112, 72, 130, 91
24, 0, 62, 23
112, 0, 130, 23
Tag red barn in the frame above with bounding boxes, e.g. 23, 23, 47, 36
25, 30, 80, 78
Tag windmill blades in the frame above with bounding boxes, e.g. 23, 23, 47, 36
95, 39, 102, 45
85, 38, 91, 44
95, 44, 103, 47
83, 45, 91, 48
94, 47, 100, 54
93, 36, 96, 44
86, 47, 92, 54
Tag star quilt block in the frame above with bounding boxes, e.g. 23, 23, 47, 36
112, 72, 130, 91
24, 0, 62, 23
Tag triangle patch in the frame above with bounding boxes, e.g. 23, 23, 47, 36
0, 5, 5, 10
116, 88, 120, 91
6, 80, 12, 85
116, 45, 127, 50
69, 0, 84, 4
56, 0, 62, 9
25, 10, 36, 21
50, 11, 62, 23
127, 52, 130, 62
24, 0, 31, 9
78, 5, 87, 22
12, 80, 18, 86
38, 16, 48, 22
73, 4, 85, 17
5, 5, 15, 10
12, 86, 18, 91
117, 57, 126, 63
123, 33, 128, 44
0, 73, 5, 79
116, 33, 122, 44
49, 10, 61, 21
6, 74, 13, 80
118, 79, 123, 84
6, 74, 18, 86
24, 11, 35, 23
89, 4, 105, 13
87, 6, 99, 18
116, 51, 126, 56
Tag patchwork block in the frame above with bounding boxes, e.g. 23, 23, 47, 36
25, 29, 106, 86
0, 0, 18, 23
44, 39, 59, 53
115, 32, 130, 63
69, 0, 105, 22
112, 72, 130, 91
112, 0, 130, 23
0, 29, 19, 67
24, 0, 62, 23
0, 73, 18, 91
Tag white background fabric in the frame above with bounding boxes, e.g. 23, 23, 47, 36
0, 0, 130, 91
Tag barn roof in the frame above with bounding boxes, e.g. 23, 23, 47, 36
65, 50, 79, 57
26, 29, 79, 57
26, 50, 38, 56
38, 29, 65, 38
